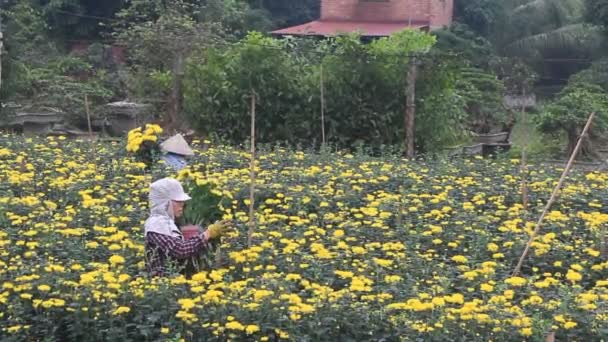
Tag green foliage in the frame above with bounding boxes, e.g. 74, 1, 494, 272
184, 32, 306, 143
112, 0, 269, 120
40, 0, 125, 40
14, 56, 112, 112
490, 57, 538, 94
457, 67, 506, 133
586, 0, 608, 27
181, 181, 228, 273
183, 30, 463, 152
1, 2, 113, 118
320, 30, 447, 151
569, 58, 608, 90
200, 0, 272, 34
182, 182, 227, 227
253, 0, 320, 28
536, 82, 608, 154
1, 1, 54, 102
479, 0, 606, 93
433, 23, 496, 68
454, 0, 506, 37
537, 82, 608, 132
113, 1, 219, 70
416, 59, 469, 151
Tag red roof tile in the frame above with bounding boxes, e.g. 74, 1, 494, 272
271, 20, 429, 37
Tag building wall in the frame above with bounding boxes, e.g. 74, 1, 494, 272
428, 0, 453, 28
321, 0, 453, 26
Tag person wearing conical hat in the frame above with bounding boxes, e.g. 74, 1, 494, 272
160, 134, 194, 171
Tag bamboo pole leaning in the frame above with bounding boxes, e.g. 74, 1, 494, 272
512, 112, 596, 276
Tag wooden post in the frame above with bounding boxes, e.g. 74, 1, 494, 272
247, 90, 257, 248
512, 112, 596, 276
404, 55, 418, 158
169, 52, 184, 129
320, 63, 326, 146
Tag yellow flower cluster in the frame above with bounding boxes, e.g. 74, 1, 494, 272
0, 134, 607, 340
126, 124, 163, 153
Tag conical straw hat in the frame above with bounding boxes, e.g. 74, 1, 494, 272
160, 134, 194, 156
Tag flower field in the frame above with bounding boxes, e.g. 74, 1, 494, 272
0, 134, 607, 341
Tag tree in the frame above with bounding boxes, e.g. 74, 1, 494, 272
433, 23, 496, 68
454, 0, 506, 38
183, 30, 465, 153
457, 67, 506, 133
585, 0, 608, 28
497, 0, 605, 85
184, 32, 308, 143
113, 0, 269, 128
113, 0, 222, 128
569, 57, 608, 90
1, 1, 112, 118
253, 0, 320, 29
41, 0, 126, 40
536, 82, 608, 156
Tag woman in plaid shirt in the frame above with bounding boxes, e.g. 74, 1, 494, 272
144, 178, 231, 276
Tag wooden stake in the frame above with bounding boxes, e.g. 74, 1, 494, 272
247, 90, 257, 248
320, 63, 326, 146
169, 52, 185, 130
512, 112, 596, 276
404, 55, 418, 158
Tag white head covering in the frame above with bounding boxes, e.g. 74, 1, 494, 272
160, 134, 195, 156
144, 178, 191, 238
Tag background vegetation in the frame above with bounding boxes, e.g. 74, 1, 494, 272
2, 0, 608, 156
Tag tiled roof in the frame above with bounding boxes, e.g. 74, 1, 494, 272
271, 20, 429, 37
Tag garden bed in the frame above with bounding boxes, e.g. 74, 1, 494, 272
0, 134, 606, 341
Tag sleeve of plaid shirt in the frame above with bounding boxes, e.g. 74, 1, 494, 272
146, 232, 209, 259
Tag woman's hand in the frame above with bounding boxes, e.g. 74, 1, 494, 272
205, 220, 234, 240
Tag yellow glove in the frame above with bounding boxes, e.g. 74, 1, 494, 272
206, 220, 233, 239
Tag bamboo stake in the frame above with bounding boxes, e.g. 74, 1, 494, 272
512, 112, 596, 276
0, 31, 3, 93
247, 90, 257, 248
320, 63, 326, 146
404, 55, 418, 158
215, 243, 223, 268
601, 225, 607, 260
84, 94, 97, 166
85, 95, 93, 139
520, 90, 529, 211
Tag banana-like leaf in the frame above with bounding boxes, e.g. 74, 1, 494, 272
505, 24, 605, 56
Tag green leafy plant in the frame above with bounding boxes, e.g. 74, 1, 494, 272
181, 181, 229, 273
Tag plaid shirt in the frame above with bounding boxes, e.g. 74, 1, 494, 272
145, 232, 209, 277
